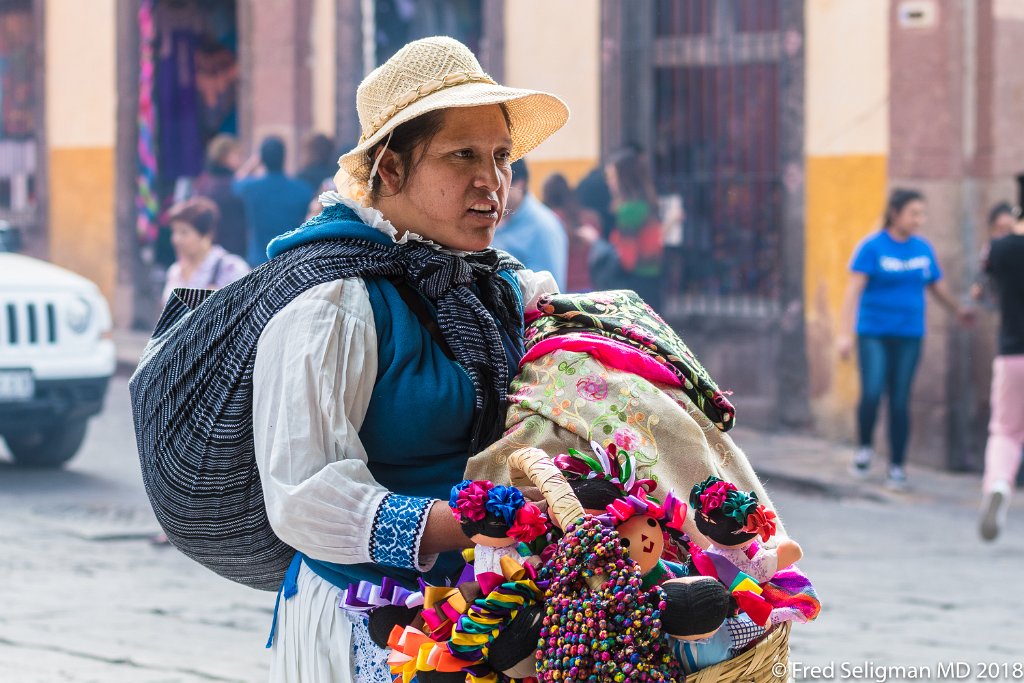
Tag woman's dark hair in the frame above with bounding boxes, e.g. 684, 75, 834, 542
606, 146, 659, 215
542, 173, 573, 210
988, 201, 1017, 226
367, 104, 512, 202
883, 188, 925, 229
168, 197, 220, 237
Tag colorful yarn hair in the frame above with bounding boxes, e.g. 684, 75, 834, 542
553, 440, 656, 498
449, 480, 548, 543
690, 475, 778, 543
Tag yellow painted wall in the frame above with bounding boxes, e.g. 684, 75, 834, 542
804, 155, 887, 435
45, 0, 118, 304
524, 158, 596, 200
48, 149, 118, 296
504, 0, 600, 196
804, 0, 889, 436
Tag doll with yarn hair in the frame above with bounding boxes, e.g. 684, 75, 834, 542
448, 479, 548, 577
690, 475, 803, 585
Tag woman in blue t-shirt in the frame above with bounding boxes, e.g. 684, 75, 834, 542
838, 189, 972, 490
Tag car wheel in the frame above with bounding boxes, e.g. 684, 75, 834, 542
5, 419, 89, 468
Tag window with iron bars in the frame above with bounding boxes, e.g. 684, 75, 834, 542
649, 0, 786, 316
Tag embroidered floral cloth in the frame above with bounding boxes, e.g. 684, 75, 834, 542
526, 290, 736, 431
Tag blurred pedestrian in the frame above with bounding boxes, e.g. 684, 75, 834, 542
192, 133, 249, 258
161, 197, 249, 303
576, 166, 614, 238
233, 136, 313, 266
839, 189, 972, 491
575, 165, 626, 291
603, 147, 664, 309
491, 158, 568, 289
979, 208, 1024, 540
542, 172, 600, 292
297, 132, 338, 196
970, 202, 1018, 309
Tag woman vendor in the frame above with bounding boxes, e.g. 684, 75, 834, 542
252, 37, 567, 681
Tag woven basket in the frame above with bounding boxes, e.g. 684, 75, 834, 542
506, 447, 792, 683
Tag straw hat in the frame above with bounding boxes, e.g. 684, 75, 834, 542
338, 36, 569, 189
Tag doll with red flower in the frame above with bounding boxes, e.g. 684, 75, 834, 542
448, 479, 549, 577
690, 475, 803, 585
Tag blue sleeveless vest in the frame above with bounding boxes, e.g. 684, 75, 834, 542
269, 210, 524, 593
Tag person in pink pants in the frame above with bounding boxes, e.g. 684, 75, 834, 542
980, 205, 1024, 541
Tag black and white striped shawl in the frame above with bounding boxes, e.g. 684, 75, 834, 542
129, 234, 523, 591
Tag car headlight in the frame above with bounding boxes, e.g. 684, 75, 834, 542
66, 296, 93, 334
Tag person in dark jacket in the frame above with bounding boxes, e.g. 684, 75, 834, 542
192, 134, 248, 259
233, 136, 315, 266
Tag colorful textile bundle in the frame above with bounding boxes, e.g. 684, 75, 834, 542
526, 290, 735, 431
759, 564, 821, 625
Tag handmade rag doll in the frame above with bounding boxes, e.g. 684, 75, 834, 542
690, 475, 803, 585
447, 479, 548, 577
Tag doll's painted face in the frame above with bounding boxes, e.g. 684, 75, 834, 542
617, 515, 664, 574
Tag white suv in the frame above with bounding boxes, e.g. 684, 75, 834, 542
0, 224, 115, 467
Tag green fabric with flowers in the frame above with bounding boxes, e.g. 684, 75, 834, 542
526, 289, 736, 431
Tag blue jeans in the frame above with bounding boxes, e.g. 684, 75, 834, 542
857, 335, 923, 467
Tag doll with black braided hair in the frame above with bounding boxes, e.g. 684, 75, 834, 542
690, 475, 803, 584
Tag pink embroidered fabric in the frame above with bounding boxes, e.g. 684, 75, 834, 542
521, 332, 682, 389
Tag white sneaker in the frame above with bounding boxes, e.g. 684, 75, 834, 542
885, 465, 909, 491
849, 447, 873, 478
980, 481, 1011, 542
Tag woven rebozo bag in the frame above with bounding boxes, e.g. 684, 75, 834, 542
129, 238, 406, 591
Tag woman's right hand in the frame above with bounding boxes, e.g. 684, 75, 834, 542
837, 334, 854, 361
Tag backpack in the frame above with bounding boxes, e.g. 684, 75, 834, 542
130, 239, 411, 591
